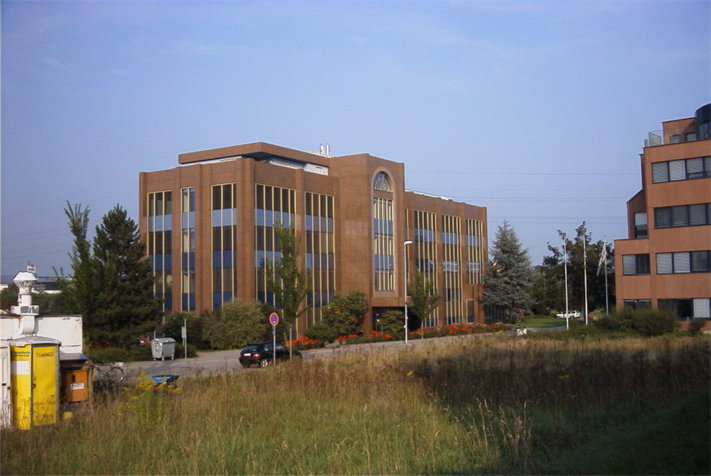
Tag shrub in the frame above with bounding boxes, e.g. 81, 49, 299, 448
203, 299, 270, 349
688, 318, 708, 336
594, 307, 678, 337
380, 310, 405, 337
304, 321, 339, 343
161, 311, 211, 349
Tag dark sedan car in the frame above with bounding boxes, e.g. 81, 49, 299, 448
239, 342, 302, 368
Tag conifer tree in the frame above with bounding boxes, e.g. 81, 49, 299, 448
482, 220, 533, 322
91, 205, 161, 347
63, 202, 161, 348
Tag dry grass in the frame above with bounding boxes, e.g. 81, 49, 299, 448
2, 334, 709, 475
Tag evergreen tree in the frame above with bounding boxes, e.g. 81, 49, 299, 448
265, 222, 311, 343
90, 205, 161, 347
61, 202, 97, 315
482, 221, 533, 323
408, 269, 440, 330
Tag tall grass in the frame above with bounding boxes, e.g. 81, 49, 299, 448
2, 334, 709, 475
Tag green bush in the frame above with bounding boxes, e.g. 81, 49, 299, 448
304, 321, 339, 343
203, 299, 270, 350
594, 307, 678, 337
379, 310, 405, 337
161, 311, 211, 349
688, 318, 708, 336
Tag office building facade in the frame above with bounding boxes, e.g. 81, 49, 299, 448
139, 142, 487, 337
615, 104, 711, 329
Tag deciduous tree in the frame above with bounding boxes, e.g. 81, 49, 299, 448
265, 222, 311, 343
408, 269, 440, 330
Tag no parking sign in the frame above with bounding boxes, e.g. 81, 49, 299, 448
269, 313, 279, 366
269, 313, 279, 326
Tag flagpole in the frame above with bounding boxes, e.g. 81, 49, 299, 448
583, 236, 589, 326
564, 239, 569, 331
604, 241, 609, 315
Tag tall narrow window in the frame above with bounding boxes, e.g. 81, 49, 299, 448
414, 210, 438, 328
255, 184, 296, 307
147, 191, 172, 311
442, 215, 462, 325
373, 197, 394, 291
466, 218, 484, 285
212, 184, 237, 309
305, 192, 336, 326
181, 187, 196, 311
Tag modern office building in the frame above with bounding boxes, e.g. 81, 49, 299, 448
615, 104, 711, 329
139, 142, 487, 337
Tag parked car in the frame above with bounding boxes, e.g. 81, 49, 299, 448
239, 342, 302, 368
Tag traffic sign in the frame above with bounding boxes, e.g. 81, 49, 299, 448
269, 312, 279, 326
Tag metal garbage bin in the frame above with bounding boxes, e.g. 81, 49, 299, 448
151, 338, 176, 361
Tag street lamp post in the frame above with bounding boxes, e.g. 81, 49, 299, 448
404, 240, 413, 345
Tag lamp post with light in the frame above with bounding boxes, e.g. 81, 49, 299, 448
404, 240, 413, 344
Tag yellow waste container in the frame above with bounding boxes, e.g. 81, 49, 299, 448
10, 336, 61, 430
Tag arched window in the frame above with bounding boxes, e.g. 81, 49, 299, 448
373, 172, 391, 192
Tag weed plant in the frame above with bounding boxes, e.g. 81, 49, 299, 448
2, 334, 709, 475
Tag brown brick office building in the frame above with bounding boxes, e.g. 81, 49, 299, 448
139, 142, 487, 337
615, 104, 710, 329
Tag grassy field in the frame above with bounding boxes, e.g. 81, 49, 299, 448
2, 334, 709, 475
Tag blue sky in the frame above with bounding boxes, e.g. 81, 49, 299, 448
2, 0, 709, 281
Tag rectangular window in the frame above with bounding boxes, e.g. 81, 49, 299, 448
658, 299, 693, 319
442, 215, 462, 324
212, 184, 237, 309
466, 218, 484, 285
652, 162, 669, 183
687, 158, 704, 179
673, 253, 691, 273
691, 251, 710, 272
255, 184, 296, 308
373, 197, 394, 291
651, 156, 711, 183
181, 187, 196, 311
304, 192, 336, 326
694, 299, 711, 319
655, 203, 710, 228
669, 160, 686, 181
622, 254, 650, 275
147, 190, 173, 311
634, 212, 648, 238
657, 251, 711, 274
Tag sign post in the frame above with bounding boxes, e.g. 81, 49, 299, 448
269, 313, 279, 366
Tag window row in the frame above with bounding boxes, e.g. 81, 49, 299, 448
654, 203, 711, 228
622, 251, 711, 275
623, 298, 711, 319
651, 156, 711, 183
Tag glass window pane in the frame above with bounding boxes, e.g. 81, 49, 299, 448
656, 253, 672, 274
652, 162, 669, 183
673, 252, 690, 273
637, 254, 650, 275
669, 160, 686, 181
634, 212, 647, 225
693, 299, 711, 318
691, 251, 710, 272
622, 255, 637, 275
654, 207, 671, 228
689, 204, 707, 226
687, 158, 704, 178
671, 206, 689, 227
